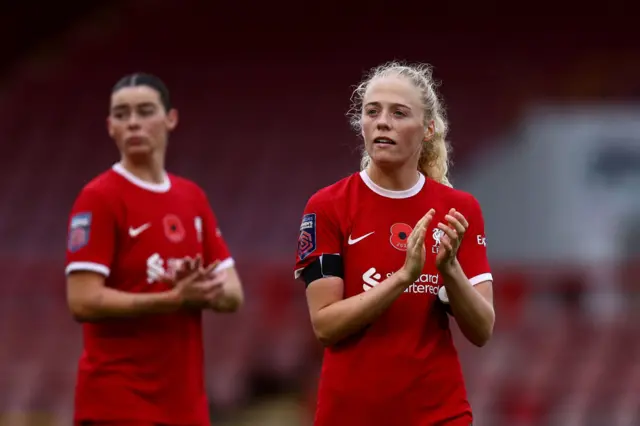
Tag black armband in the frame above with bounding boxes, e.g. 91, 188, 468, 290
301, 254, 344, 287
436, 297, 454, 316
437, 287, 454, 315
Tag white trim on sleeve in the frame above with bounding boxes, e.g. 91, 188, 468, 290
438, 272, 493, 304
214, 257, 235, 272
469, 272, 493, 286
65, 261, 110, 277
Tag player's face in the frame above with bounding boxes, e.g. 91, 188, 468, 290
108, 86, 177, 158
361, 76, 432, 169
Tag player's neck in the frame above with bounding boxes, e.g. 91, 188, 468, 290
120, 156, 166, 185
366, 164, 421, 191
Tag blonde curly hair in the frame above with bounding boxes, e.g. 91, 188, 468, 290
347, 61, 452, 187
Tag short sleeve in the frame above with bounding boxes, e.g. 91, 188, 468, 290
457, 195, 492, 285
65, 188, 116, 277
294, 194, 342, 279
199, 192, 233, 271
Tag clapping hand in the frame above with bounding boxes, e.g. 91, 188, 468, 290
435, 208, 468, 273
400, 209, 435, 283
162, 255, 226, 307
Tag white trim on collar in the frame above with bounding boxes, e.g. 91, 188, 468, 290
359, 169, 425, 199
112, 163, 171, 193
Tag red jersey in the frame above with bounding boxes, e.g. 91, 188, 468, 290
295, 171, 492, 426
65, 163, 233, 425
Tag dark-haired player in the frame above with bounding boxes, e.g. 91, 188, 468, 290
65, 73, 244, 426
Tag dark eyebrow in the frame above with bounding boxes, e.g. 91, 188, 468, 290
111, 102, 157, 112
364, 101, 411, 110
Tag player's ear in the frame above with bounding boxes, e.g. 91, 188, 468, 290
424, 119, 435, 140
106, 116, 115, 138
166, 108, 178, 131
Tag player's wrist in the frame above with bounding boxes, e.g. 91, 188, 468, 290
438, 258, 463, 282
166, 287, 185, 308
395, 268, 416, 287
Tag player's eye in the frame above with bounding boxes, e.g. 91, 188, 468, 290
364, 108, 378, 116
393, 110, 407, 117
138, 107, 156, 116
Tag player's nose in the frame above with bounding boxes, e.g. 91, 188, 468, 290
126, 113, 142, 129
375, 110, 392, 130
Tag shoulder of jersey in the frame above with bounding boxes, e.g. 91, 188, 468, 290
166, 173, 203, 193
428, 178, 478, 207
307, 172, 358, 206
81, 169, 121, 194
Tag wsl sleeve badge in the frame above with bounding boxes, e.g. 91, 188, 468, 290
68, 212, 92, 253
297, 213, 316, 261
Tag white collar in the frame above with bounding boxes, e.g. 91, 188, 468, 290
112, 163, 171, 193
359, 169, 425, 199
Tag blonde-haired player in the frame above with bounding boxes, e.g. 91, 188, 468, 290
295, 61, 494, 426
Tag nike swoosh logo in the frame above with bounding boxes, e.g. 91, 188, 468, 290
348, 231, 375, 245
129, 223, 151, 238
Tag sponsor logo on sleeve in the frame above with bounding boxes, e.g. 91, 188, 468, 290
68, 212, 92, 253
298, 213, 316, 261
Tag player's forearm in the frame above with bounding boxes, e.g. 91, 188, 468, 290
208, 268, 244, 313
441, 261, 494, 347
72, 287, 182, 321
209, 289, 243, 313
313, 271, 410, 346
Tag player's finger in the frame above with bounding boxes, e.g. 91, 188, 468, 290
211, 269, 228, 284
191, 279, 222, 290
416, 221, 427, 243
437, 222, 458, 242
201, 264, 215, 277
205, 284, 224, 301
441, 238, 453, 253
183, 256, 193, 268
182, 269, 205, 285
420, 222, 429, 249
203, 280, 224, 292
452, 211, 469, 229
414, 213, 430, 237
407, 224, 422, 249
413, 209, 432, 230
194, 255, 203, 270
445, 215, 465, 236
409, 222, 426, 253
203, 260, 220, 276
424, 208, 436, 225
200, 271, 227, 288
157, 273, 176, 285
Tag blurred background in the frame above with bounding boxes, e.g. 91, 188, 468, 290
1, 1, 639, 425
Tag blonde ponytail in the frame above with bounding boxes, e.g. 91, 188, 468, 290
418, 113, 452, 187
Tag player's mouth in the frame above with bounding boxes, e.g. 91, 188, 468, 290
125, 136, 147, 146
373, 137, 396, 145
